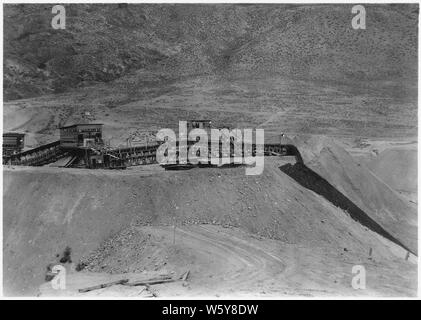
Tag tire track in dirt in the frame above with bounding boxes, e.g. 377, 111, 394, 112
146, 225, 286, 291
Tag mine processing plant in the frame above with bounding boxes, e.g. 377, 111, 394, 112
2, 121, 302, 169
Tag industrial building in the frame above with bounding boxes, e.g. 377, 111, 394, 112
59, 123, 103, 148
2, 133, 25, 156
3, 121, 299, 169
186, 120, 212, 131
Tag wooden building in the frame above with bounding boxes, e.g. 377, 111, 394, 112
3, 132, 25, 156
59, 123, 103, 148
186, 120, 212, 131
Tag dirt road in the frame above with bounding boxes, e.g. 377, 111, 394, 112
146, 225, 285, 293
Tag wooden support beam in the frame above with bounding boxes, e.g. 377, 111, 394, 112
78, 279, 129, 293
123, 276, 176, 287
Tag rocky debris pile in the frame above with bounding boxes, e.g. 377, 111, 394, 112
76, 227, 154, 274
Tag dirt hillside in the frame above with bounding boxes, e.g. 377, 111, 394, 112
3, 158, 416, 296
292, 135, 417, 254
367, 147, 417, 196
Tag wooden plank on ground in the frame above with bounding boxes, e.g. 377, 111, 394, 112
180, 270, 190, 281
78, 279, 129, 293
123, 278, 178, 287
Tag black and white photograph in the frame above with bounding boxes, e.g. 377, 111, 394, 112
0, 0, 419, 304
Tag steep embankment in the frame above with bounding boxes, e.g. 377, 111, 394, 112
292, 135, 417, 254
3, 158, 415, 296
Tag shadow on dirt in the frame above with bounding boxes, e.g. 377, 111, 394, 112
279, 162, 414, 255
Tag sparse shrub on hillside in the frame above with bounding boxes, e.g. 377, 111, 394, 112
59, 246, 72, 264
44, 263, 55, 281
75, 262, 87, 272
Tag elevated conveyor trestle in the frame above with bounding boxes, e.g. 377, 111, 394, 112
4, 141, 68, 166
3, 139, 303, 169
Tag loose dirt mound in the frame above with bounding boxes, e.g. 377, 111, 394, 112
293, 135, 417, 253
3, 158, 416, 296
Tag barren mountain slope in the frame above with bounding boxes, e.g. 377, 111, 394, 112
3, 4, 417, 145
4, 4, 418, 100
